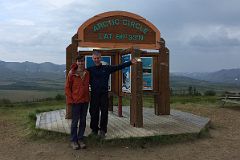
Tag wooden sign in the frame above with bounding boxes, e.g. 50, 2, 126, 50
77, 11, 161, 49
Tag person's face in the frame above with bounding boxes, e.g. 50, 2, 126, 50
92, 54, 101, 66
76, 59, 85, 69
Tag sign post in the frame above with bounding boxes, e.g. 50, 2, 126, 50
130, 49, 143, 127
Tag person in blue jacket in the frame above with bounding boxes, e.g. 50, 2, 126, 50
87, 51, 137, 138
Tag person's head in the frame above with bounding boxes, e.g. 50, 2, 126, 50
92, 51, 101, 66
76, 55, 85, 69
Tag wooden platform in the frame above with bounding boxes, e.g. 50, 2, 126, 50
220, 92, 240, 106
36, 106, 210, 140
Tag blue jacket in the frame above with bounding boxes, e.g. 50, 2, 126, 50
87, 61, 132, 94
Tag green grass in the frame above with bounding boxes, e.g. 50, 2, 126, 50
170, 96, 218, 104
0, 89, 64, 102
113, 95, 154, 107
112, 95, 218, 107
0, 100, 66, 140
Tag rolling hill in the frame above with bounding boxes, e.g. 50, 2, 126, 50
0, 60, 239, 93
0, 60, 65, 90
173, 68, 240, 86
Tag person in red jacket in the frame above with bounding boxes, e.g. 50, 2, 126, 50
65, 55, 89, 150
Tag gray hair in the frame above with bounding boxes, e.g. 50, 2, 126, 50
92, 51, 101, 56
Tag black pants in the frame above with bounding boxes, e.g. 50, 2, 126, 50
90, 92, 109, 133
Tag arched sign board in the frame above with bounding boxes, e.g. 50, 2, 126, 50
77, 11, 161, 49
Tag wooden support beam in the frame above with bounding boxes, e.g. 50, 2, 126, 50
108, 92, 113, 112
157, 38, 170, 115
66, 34, 78, 75
130, 50, 143, 127
65, 34, 78, 119
153, 56, 160, 115
118, 96, 123, 117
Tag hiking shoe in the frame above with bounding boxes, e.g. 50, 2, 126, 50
99, 130, 106, 139
71, 142, 80, 150
79, 141, 86, 149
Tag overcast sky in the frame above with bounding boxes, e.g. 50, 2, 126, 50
0, 0, 240, 72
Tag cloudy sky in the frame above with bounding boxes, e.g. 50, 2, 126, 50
0, 0, 240, 72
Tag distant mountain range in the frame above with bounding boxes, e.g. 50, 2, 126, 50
0, 60, 65, 90
0, 60, 239, 91
0, 60, 65, 73
172, 69, 240, 86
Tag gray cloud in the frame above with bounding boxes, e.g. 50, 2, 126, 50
187, 25, 240, 48
0, 0, 240, 71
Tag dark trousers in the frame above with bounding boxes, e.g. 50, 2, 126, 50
71, 103, 88, 142
89, 92, 109, 133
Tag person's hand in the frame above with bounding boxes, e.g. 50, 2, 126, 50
131, 58, 137, 64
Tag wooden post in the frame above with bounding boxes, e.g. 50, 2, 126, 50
164, 47, 170, 114
153, 56, 160, 115
154, 94, 160, 115
66, 34, 78, 75
118, 96, 123, 117
130, 49, 143, 127
157, 38, 170, 115
65, 34, 78, 119
117, 51, 123, 117
108, 93, 113, 112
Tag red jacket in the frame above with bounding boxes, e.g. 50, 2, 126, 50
65, 63, 90, 104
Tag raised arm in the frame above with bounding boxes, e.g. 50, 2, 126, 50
108, 58, 137, 73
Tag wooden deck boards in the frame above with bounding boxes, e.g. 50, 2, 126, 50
36, 106, 210, 140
